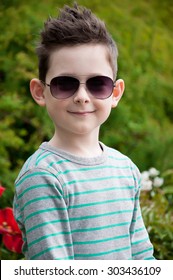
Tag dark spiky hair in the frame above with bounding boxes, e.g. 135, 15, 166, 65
36, 3, 118, 81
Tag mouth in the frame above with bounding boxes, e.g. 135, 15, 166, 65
68, 111, 95, 116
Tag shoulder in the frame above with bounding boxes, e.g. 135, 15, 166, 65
15, 146, 65, 200
15, 143, 60, 184
102, 143, 141, 188
102, 142, 133, 164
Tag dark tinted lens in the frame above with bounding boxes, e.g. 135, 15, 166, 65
86, 76, 114, 99
50, 76, 79, 99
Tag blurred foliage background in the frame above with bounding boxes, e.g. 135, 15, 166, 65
0, 0, 173, 259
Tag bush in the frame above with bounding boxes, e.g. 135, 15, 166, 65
140, 168, 173, 259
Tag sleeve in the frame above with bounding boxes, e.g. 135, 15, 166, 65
129, 164, 155, 260
14, 168, 74, 260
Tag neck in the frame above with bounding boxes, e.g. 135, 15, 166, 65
49, 130, 102, 157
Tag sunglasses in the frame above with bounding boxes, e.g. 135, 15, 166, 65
41, 75, 115, 99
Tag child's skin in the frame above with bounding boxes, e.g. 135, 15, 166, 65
30, 44, 124, 157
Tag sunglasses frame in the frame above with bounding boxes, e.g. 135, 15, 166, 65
41, 75, 115, 100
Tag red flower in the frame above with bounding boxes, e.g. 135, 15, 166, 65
0, 185, 5, 197
0, 207, 23, 254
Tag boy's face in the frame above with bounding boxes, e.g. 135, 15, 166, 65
30, 44, 124, 139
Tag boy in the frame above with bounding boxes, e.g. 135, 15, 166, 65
14, 3, 155, 260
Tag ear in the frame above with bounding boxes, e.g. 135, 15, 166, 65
30, 78, 46, 107
112, 79, 125, 108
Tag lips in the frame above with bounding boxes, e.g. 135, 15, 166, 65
68, 110, 95, 115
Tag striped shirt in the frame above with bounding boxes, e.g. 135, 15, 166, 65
13, 142, 155, 260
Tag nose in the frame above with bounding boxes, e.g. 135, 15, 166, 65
73, 83, 90, 104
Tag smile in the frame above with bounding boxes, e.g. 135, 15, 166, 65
68, 111, 95, 115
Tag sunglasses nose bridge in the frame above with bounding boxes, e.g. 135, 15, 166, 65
73, 81, 91, 103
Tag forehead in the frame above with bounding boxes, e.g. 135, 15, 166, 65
47, 44, 114, 79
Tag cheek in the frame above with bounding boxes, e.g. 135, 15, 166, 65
45, 100, 61, 121
97, 102, 112, 123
